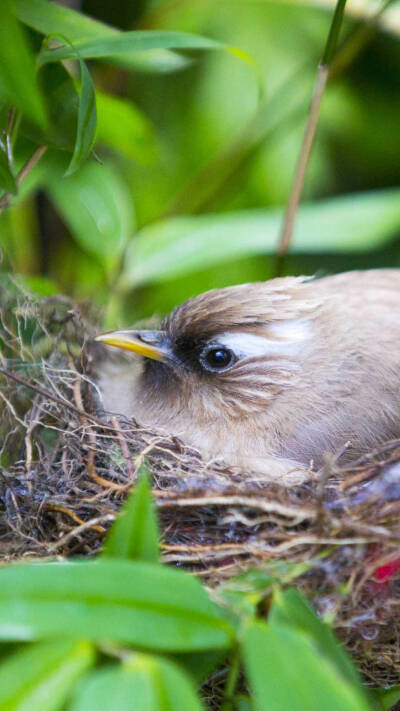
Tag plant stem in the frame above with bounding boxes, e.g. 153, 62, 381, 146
0, 145, 48, 214
221, 645, 241, 711
277, 63, 328, 257
329, 0, 396, 81
277, 0, 349, 260
322, 0, 348, 65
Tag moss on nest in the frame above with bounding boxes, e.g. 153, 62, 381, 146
1, 276, 400, 687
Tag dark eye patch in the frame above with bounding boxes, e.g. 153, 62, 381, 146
173, 336, 205, 371
172, 336, 236, 374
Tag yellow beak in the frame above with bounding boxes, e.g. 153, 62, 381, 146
95, 330, 168, 361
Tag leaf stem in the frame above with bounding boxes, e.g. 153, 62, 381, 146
0, 145, 47, 213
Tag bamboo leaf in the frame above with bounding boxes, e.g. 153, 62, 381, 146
269, 587, 360, 687
37, 32, 223, 67
243, 620, 372, 711
0, 560, 233, 651
368, 686, 400, 711
70, 655, 205, 711
0, 639, 94, 711
12, 0, 192, 73
236, 697, 254, 711
46, 160, 135, 267
103, 468, 159, 563
380, 687, 400, 710
0, 0, 46, 129
119, 188, 400, 288
65, 58, 96, 176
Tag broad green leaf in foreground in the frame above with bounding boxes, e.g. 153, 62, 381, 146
236, 697, 254, 711
243, 620, 372, 711
102, 469, 159, 563
65, 58, 96, 176
368, 686, 400, 711
0, 639, 94, 711
0, 0, 46, 129
269, 588, 360, 687
70, 654, 204, 711
119, 188, 400, 288
37, 31, 223, 67
379, 687, 400, 710
46, 160, 134, 266
0, 560, 233, 651
12, 0, 191, 73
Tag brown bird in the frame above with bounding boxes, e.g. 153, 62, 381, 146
96, 269, 400, 484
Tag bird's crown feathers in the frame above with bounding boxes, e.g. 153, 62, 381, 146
162, 277, 321, 341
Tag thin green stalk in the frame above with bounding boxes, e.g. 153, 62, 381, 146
221, 645, 241, 711
277, 63, 328, 257
322, 0, 348, 65
0, 145, 47, 214
277, 0, 348, 258
329, 0, 396, 80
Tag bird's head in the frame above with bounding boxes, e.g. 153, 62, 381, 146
95, 278, 320, 425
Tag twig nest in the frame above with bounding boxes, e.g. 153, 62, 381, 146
1, 277, 400, 686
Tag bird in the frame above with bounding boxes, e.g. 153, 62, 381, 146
95, 269, 400, 484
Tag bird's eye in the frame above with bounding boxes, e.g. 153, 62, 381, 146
200, 345, 235, 372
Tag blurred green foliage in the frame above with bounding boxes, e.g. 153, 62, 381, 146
0, 470, 394, 711
1, 0, 400, 328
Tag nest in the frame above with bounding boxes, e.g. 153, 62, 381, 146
1, 276, 400, 690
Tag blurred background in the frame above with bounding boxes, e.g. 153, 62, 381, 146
1, 0, 400, 326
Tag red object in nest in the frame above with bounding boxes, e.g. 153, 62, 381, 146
373, 558, 400, 584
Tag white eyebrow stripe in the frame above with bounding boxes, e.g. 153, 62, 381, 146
218, 320, 311, 358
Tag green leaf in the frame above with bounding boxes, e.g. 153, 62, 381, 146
381, 687, 400, 710
12, 0, 192, 74
35, 63, 78, 151
221, 562, 310, 617
235, 697, 254, 711
0, 143, 17, 195
243, 620, 372, 711
0, 560, 233, 651
269, 588, 360, 687
45, 160, 135, 267
96, 91, 155, 164
65, 58, 96, 176
70, 654, 204, 711
38, 31, 223, 67
0, 639, 94, 711
119, 188, 400, 288
0, 0, 46, 129
369, 686, 400, 711
17, 276, 58, 297
103, 468, 159, 563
